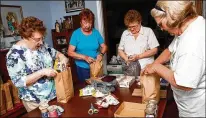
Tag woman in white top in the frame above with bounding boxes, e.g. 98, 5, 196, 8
118, 10, 159, 69
142, 1, 205, 117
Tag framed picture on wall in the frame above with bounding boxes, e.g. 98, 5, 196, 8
0, 5, 23, 37
65, 0, 85, 13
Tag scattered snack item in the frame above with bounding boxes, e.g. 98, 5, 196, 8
96, 94, 119, 108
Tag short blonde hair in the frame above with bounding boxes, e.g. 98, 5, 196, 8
151, 1, 197, 28
124, 10, 142, 26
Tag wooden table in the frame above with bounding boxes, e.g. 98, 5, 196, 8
22, 79, 167, 117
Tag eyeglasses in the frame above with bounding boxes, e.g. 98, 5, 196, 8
81, 20, 92, 26
30, 36, 44, 43
157, 18, 164, 29
128, 24, 140, 30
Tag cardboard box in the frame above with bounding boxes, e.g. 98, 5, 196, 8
114, 102, 146, 117
107, 65, 123, 74
132, 88, 167, 98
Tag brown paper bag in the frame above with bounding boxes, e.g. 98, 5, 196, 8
54, 67, 74, 103
8, 80, 21, 104
0, 78, 6, 115
140, 74, 160, 104
90, 61, 103, 78
3, 82, 14, 111
132, 88, 167, 99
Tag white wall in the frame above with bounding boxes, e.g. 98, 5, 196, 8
1, 1, 53, 47
1, 1, 100, 48
49, 1, 99, 29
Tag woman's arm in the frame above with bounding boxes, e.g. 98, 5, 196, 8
118, 49, 129, 62
68, 45, 94, 63
143, 63, 192, 91
100, 43, 107, 55
130, 47, 158, 61
96, 43, 107, 61
68, 45, 87, 60
153, 48, 171, 64
136, 28, 159, 60
138, 47, 158, 59
25, 68, 57, 86
154, 64, 192, 91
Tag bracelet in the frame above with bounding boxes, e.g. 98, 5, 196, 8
100, 52, 104, 56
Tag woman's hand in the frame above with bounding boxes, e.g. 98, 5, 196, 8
128, 54, 139, 62
41, 68, 58, 77
25, 68, 58, 86
125, 57, 130, 65
84, 56, 95, 64
96, 54, 103, 62
59, 54, 69, 67
141, 63, 156, 75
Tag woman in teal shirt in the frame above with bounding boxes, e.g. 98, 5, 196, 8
68, 8, 107, 82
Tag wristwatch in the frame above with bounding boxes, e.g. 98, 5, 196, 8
100, 52, 104, 56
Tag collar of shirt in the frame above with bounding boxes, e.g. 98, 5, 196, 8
126, 25, 144, 36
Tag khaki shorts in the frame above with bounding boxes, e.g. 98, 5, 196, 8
22, 100, 39, 112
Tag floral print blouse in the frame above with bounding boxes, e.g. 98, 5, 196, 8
6, 43, 57, 103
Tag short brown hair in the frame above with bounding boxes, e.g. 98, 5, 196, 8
124, 10, 142, 26
79, 8, 95, 26
18, 16, 46, 39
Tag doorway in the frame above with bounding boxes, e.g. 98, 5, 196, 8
102, 0, 173, 62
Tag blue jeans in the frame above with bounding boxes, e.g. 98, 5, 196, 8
76, 65, 90, 82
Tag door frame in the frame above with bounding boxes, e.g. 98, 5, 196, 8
195, 0, 203, 15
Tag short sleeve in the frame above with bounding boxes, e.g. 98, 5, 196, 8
174, 53, 205, 88
6, 50, 27, 88
118, 31, 126, 50
148, 28, 159, 49
69, 30, 78, 47
95, 30, 104, 45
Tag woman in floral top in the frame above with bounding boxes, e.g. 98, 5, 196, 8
6, 16, 69, 112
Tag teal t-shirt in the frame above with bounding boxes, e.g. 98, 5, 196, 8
69, 28, 104, 68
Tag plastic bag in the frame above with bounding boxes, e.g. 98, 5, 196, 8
121, 59, 141, 78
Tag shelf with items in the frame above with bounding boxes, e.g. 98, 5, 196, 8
52, 15, 80, 84
51, 29, 73, 56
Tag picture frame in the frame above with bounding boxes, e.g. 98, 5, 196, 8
63, 16, 73, 29
0, 5, 23, 37
65, 0, 85, 13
